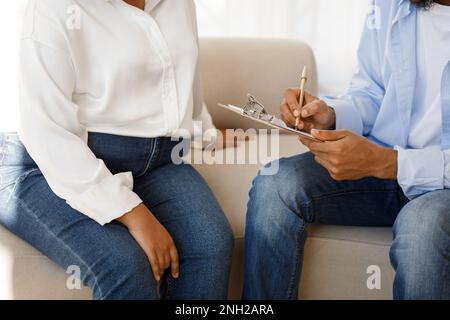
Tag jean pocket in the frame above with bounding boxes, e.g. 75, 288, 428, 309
87, 132, 154, 176
0, 166, 39, 191
0, 135, 37, 190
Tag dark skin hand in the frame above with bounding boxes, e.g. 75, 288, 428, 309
300, 129, 398, 181
117, 0, 178, 285
125, 0, 146, 10
281, 89, 398, 181
281, 88, 336, 132
117, 204, 179, 283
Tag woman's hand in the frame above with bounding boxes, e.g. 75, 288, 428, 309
117, 204, 179, 282
280, 88, 336, 132
212, 129, 250, 149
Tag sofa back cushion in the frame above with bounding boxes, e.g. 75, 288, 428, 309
200, 38, 318, 130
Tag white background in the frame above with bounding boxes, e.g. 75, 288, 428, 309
0, 1, 25, 132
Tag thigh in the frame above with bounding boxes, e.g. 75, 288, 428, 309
393, 189, 450, 248
391, 190, 450, 299
0, 169, 154, 298
134, 162, 232, 255
272, 152, 409, 226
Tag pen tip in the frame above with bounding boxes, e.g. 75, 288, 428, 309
302, 66, 307, 77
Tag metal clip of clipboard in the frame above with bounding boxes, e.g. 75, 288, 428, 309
219, 94, 321, 142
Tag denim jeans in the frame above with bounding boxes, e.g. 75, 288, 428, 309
0, 132, 234, 300
243, 152, 450, 300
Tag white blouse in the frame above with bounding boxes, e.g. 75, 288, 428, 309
18, 0, 216, 225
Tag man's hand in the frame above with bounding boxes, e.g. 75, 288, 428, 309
117, 204, 179, 282
280, 88, 336, 132
299, 129, 398, 181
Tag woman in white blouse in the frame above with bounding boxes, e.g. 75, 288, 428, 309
0, 0, 234, 299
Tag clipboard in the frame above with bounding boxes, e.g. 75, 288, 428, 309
218, 94, 322, 142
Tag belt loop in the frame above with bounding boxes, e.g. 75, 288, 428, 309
0, 134, 6, 167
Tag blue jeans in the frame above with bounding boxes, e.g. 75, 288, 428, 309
0, 132, 234, 300
243, 152, 450, 300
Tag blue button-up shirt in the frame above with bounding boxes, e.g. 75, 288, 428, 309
324, 0, 450, 199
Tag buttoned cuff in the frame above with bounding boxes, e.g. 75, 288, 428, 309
67, 172, 143, 225
394, 146, 445, 199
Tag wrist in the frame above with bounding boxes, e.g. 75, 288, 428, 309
327, 106, 336, 130
373, 147, 398, 179
117, 203, 151, 229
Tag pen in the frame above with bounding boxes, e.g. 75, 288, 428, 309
295, 66, 308, 130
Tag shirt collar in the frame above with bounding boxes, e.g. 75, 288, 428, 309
104, 0, 162, 12
393, 0, 414, 24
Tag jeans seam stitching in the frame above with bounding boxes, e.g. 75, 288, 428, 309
0, 137, 5, 187
136, 138, 153, 177
286, 223, 305, 299
2, 168, 39, 195
306, 189, 402, 206
0, 137, 5, 167
12, 191, 103, 298
137, 138, 159, 178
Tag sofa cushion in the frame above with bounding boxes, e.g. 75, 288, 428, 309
192, 135, 395, 300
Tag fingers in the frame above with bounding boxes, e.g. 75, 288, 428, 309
281, 88, 325, 131
283, 88, 301, 114
162, 253, 171, 270
280, 102, 299, 127
299, 136, 313, 149
170, 246, 180, 279
148, 250, 162, 282
313, 155, 332, 172
153, 243, 180, 282
312, 129, 350, 141
281, 88, 302, 128
301, 100, 328, 118
299, 136, 329, 152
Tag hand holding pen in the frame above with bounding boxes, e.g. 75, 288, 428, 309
280, 67, 336, 132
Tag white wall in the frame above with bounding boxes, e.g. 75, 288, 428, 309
196, 0, 370, 96
0, 1, 26, 132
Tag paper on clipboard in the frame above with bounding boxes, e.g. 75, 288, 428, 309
218, 103, 322, 142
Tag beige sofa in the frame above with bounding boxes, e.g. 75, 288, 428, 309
0, 38, 394, 300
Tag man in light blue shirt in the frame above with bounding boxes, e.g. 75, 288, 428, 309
243, 0, 450, 299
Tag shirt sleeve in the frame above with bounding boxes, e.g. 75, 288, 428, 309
19, 38, 142, 225
322, 0, 385, 136
394, 146, 447, 199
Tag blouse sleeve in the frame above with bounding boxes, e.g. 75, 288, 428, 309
19, 38, 142, 226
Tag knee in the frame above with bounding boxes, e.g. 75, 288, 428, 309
208, 217, 235, 259
392, 191, 450, 247
390, 191, 450, 284
93, 244, 157, 300
248, 153, 316, 223
190, 213, 235, 261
